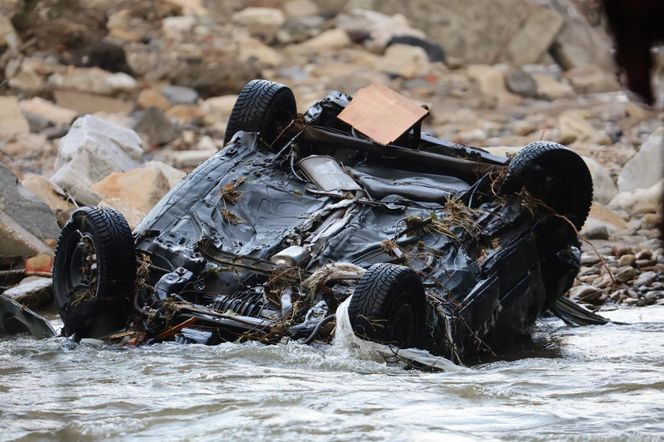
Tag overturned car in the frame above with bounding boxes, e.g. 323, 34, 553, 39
52, 80, 599, 364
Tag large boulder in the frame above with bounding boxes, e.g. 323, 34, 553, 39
0, 165, 60, 241
581, 156, 618, 204
618, 128, 664, 193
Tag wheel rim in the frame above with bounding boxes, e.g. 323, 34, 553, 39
64, 230, 98, 306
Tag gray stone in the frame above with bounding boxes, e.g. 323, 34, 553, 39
0, 165, 60, 241
615, 266, 637, 283
161, 85, 199, 105
2, 277, 52, 309
569, 284, 602, 303
53, 115, 143, 184
133, 108, 181, 146
505, 68, 537, 98
634, 271, 657, 287
0, 210, 53, 258
582, 156, 618, 204
618, 128, 664, 193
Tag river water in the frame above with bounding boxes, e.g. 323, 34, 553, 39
1, 306, 663, 441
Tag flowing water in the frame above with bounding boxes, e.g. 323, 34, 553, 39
1, 306, 663, 441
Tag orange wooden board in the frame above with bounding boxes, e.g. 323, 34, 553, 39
337, 83, 429, 145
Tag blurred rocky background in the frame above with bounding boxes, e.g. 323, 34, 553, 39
0, 0, 663, 309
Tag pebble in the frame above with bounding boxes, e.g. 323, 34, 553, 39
635, 249, 653, 260
633, 271, 657, 287
618, 254, 636, 267
615, 266, 637, 283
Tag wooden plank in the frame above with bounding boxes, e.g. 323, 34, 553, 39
337, 82, 429, 145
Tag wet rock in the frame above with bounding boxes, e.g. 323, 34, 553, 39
569, 284, 602, 303
2, 277, 52, 309
133, 108, 181, 146
49, 67, 138, 95
0, 96, 30, 139
0, 165, 60, 241
54, 90, 134, 115
161, 85, 199, 105
564, 64, 620, 94
92, 166, 171, 213
505, 68, 537, 98
615, 266, 637, 283
378, 44, 430, 79
617, 127, 664, 193
19, 98, 78, 126
533, 74, 575, 101
582, 156, 618, 204
0, 210, 53, 258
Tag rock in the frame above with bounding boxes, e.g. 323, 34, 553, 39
386, 35, 445, 63
610, 180, 663, 215
8, 65, 44, 93
133, 108, 181, 146
0, 96, 30, 139
0, 165, 60, 241
144, 161, 185, 188
377, 44, 430, 79
336, 9, 426, 52
635, 249, 653, 260
580, 253, 600, 265
615, 266, 637, 283
569, 284, 602, 303
165, 150, 216, 168
581, 156, 618, 204
642, 213, 662, 226
0, 210, 53, 258
54, 90, 134, 115
617, 128, 664, 192
533, 74, 575, 101
161, 15, 196, 40
297, 28, 352, 52
564, 64, 620, 94
0, 14, 20, 51
161, 85, 199, 105
634, 271, 657, 287
587, 203, 628, 234
25, 254, 53, 274
2, 277, 52, 309
19, 98, 78, 126
232, 7, 285, 41
20, 174, 75, 213
558, 110, 611, 145
580, 218, 609, 240
284, 0, 319, 18
51, 116, 143, 201
503, 5, 564, 65
49, 67, 138, 95
238, 37, 282, 66
505, 68, 537, 98
618, 254, 636, 267
202, 95, 238, 126
92, 166, 171, 213
137, 89, 171, 110
467, 64, 507, 99
165, 105, 203, 124
23, 112, 51, 133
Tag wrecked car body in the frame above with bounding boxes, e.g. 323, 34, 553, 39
52, 80, 597, 364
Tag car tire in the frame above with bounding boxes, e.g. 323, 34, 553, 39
53, 206, 136, 338
348, 263, 426, 348
502, 141, 593, 230
223, 79, 297, 147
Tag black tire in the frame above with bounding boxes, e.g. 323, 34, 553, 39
348, 263, 426, 348
502, 141, 593, 230
53, 206, 136, 338
223, 79, 297, 146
